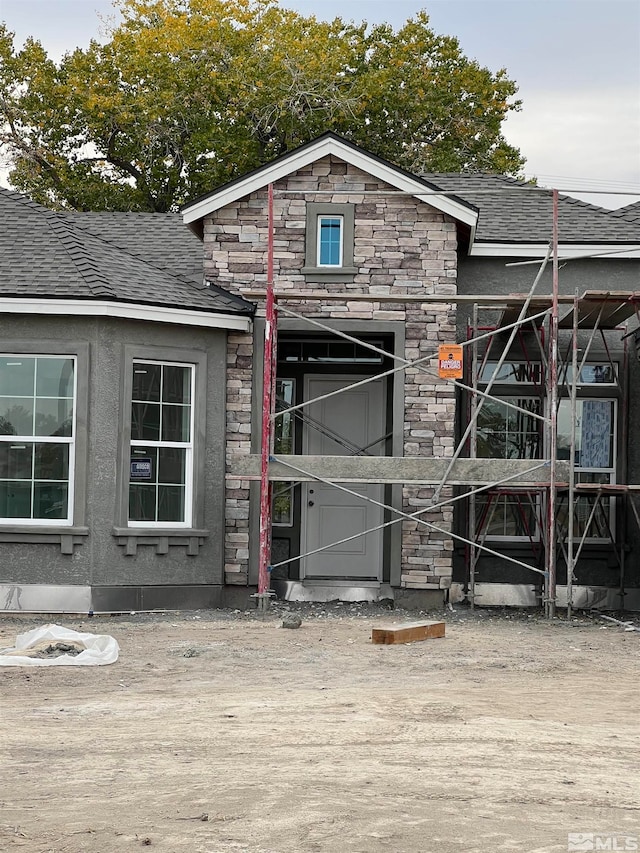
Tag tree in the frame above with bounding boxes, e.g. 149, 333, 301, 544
0, 0, 524, 212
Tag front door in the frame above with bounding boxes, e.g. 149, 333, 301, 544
301, 376, 385, 581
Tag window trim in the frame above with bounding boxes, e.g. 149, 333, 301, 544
474, 384, 620, 543
128, 359, 195, 529
303, 202, 356, 282
317, 215, 344, 267
0, 354, 76, 525
115, 346, 207, 536
0, 343, 89, 536
557, 396, 618, 542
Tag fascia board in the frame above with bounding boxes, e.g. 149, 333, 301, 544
182, 138, 478, 228
470, 243, 640, 259
0, 299, 252, 331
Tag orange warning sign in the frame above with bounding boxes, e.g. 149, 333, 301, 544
438, 345, 464, 379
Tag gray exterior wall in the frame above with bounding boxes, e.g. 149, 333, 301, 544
0, 314, 228, 608
203, 153, 459, 593
455, 255, 640, 590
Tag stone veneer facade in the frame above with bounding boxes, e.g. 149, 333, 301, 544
202, 155, 457, 594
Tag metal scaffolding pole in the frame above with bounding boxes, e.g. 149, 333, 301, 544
546, 189, 560, 618
566, 290, 579, 619
256, 183, 276, 609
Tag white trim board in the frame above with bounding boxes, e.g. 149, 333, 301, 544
470, 243, 640, 259
182, 136, 479, 231
0, 299, 252, 331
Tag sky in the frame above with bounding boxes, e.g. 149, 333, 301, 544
1, 0, 639, 209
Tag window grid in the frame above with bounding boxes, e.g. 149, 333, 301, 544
0, 354, 77, 525
129, 360, 194, 527
475, 387, 618, 541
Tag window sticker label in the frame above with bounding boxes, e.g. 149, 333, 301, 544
130, 458, 152, 479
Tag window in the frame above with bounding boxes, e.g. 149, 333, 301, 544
479, 361, 542, 384
318, 216, 343, 266
476, 493, 539, 539
0, 355, 75, 524
273, 378, 295, 527
475, 396, 543, 541
476, 398, 542, 460
128, 361, 194, 526
278, 339, 384, 365
474, 357, 621, 542
557, 398, 617, 539
303, 202, 356, 281
562, 363, 617, 386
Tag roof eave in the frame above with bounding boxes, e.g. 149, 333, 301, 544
181, 135, 478, 230
0, 297, 253, 330
469, 242, 640, 260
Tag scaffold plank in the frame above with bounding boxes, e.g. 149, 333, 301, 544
557, 292, 639, 329
229, 455, 570, 485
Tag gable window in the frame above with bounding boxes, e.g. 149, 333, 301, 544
128, 360, 194, 526
318, 216, 343, 266
0, 355, 75, 524
303, 202, 356, 282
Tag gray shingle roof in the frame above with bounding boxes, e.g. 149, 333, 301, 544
0, 188, 254, 316
421, 172, 640, 245
610, 201, 640, 224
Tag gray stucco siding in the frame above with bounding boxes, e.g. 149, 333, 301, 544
0, 314, 228, 590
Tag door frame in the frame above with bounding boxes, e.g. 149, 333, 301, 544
248, 319, 406, 588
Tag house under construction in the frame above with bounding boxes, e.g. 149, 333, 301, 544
0, 133, 639, 614
182, 134, 640, 615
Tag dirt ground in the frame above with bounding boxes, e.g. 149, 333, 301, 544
1, 602, 639, 853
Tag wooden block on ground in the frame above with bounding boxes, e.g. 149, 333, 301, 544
371, 620, 445, 645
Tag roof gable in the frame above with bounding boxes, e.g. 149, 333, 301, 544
181, 132, 479, 231
610, 201, 640, 224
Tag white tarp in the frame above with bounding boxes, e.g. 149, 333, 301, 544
0, 624, 119, 666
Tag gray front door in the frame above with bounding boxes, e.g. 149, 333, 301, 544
301, 376, 385, 580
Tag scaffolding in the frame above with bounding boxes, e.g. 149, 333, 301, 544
237, 184, 640, 617
465, 289, 640, 615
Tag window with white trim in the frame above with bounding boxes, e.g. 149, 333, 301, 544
557, 397, 617, 539
0, 355, 75, 523
473, 361, 619, 541
128, 361, 194, 526
303, 202, 356, 281
317, 216, 343, 266
272, 378, 295, 527
475, 395, 543, 540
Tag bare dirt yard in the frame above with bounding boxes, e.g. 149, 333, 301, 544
1, 603, 639, 853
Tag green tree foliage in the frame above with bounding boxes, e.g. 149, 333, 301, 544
0, 0, 524, 211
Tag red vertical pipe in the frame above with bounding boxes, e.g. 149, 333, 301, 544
258, 183, 275, 595
547, 189, 559, 617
